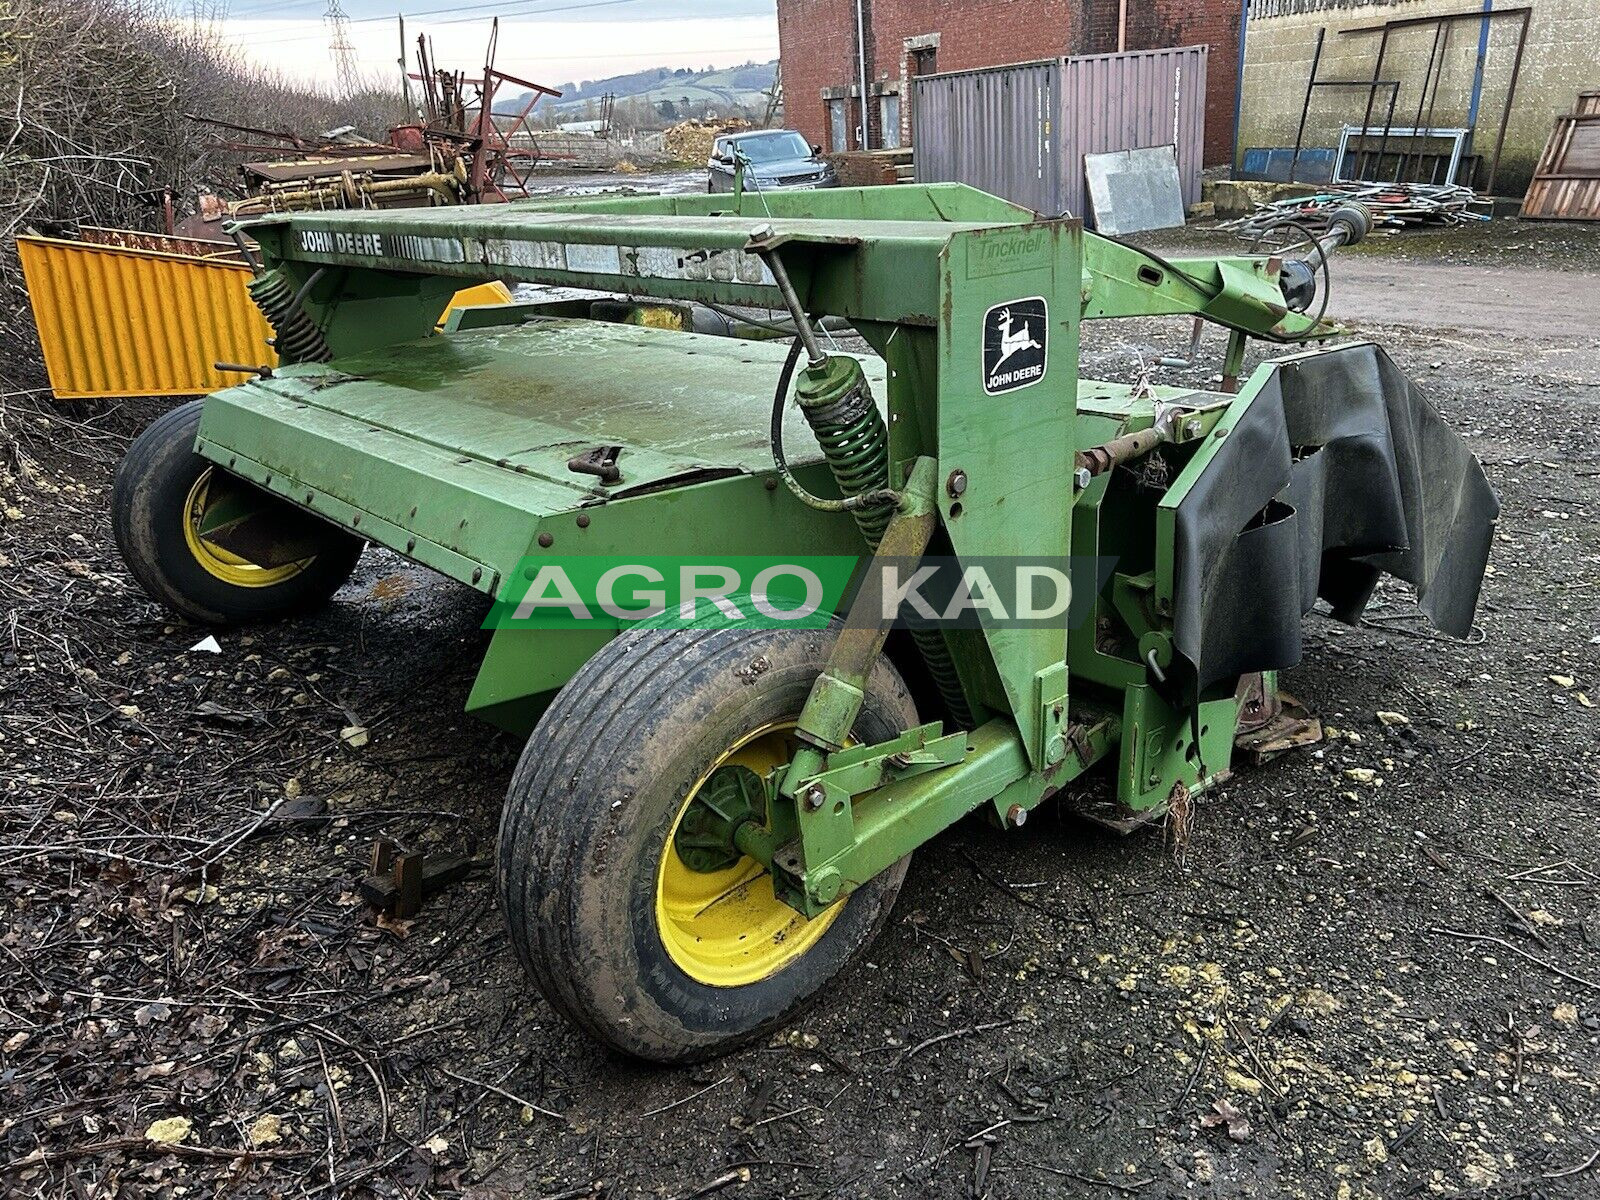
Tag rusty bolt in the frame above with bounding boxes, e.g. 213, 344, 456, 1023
575, 514, 591, 529
537, 532, 554, 548
946, 469, 968, 499
802, 784, 827, 812
1007, 804, 1028, 828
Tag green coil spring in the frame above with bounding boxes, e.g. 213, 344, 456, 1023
909, 627, 974, 730
248, 268, 332, 364
801, 381, 893, 544
799, 366, 976, 731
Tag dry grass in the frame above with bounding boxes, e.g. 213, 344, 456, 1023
0, 0, 405, 392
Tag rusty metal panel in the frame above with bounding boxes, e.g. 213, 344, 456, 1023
77, 227, 248, 264
242, 153, 434, 184
913, 46, 1207, 227
1520, 113, 1600, 221
912, 59, 1062, 217
17, 235, 275, 401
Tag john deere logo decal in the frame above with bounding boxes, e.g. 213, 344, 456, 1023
983, 298, 1047, 395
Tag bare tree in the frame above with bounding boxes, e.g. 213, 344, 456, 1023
0, 0, 405, 390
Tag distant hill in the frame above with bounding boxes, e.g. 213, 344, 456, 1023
497, 61, 776, 120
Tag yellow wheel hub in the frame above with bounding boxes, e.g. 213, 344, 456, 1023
182, 469, 309, 588
656, 721, 844, 988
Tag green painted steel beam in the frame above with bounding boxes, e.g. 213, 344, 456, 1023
243, 201, 1012, 330
506, 182, 1037, 224
240, 184, 1329, 345
774, 719, 1033, 916
933, 223, 1081, 762
1079, 237, 1333, 341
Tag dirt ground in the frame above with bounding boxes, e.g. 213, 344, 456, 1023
2, 216, 1598, 1200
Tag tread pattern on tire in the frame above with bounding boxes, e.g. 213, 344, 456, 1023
501, 628, 726, 1049
498, 625, 915, 1060
111, 400, 363, 626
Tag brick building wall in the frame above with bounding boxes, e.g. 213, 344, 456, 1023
776, 0, 1243, 165
1101, 0, 1242, 165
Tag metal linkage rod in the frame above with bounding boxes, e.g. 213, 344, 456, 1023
746, 224, 827, 368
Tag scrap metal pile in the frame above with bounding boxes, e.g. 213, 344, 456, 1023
1226, 181, 1490, 240
180, 18, 562, 228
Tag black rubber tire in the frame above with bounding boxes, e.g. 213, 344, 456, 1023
111, 400, 364, 626
498, 625, 917, 1063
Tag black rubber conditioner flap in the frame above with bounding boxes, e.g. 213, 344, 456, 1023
1169, 342, 1499, 690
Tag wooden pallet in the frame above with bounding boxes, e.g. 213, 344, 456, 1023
1521, 91, 1600, 221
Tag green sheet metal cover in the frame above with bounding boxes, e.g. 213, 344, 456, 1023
204, 317, 887, 513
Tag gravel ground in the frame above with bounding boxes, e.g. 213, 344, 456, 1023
1, 217, 1598, 1200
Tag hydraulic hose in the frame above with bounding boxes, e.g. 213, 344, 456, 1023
1276, 202, 1372, 323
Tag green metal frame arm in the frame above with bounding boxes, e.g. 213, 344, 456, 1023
243, 193, 1330, 351
1079, 234, 1332, 342
759, 718, 1032, 916
779, 455, 941, 796
242, 206, 1009, 330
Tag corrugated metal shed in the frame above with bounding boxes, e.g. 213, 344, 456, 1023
913, 46, 1209, 225
914, 60, 1061, 215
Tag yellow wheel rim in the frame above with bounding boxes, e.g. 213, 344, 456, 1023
182, 469, 309, 588
656, 721, 845, 988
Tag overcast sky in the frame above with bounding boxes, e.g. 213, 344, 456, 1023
203, 0, 779, 91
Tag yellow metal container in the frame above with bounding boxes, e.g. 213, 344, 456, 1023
17, 233, 512, 401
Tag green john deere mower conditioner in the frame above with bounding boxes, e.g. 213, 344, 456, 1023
110, 185, 1497, 1062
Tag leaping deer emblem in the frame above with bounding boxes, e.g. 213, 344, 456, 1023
993, 307, 1042, 371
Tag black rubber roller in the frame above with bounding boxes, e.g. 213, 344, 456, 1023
1327, 202, 1373, 246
